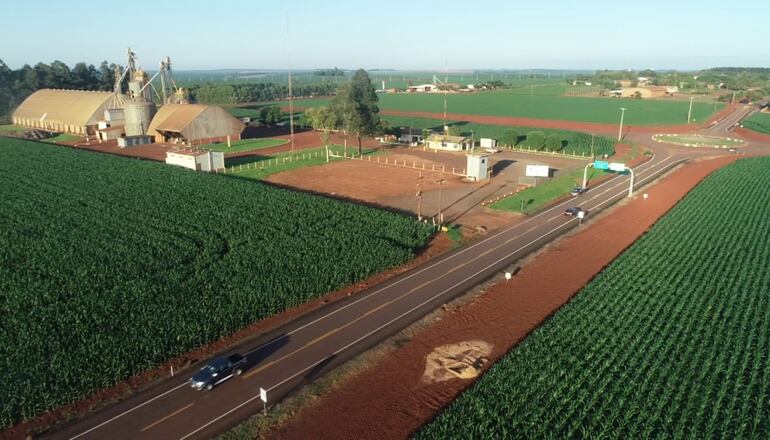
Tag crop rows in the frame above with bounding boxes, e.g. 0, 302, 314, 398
291, 91, 721, 126
418, 157, 770, 439
0, 138, 433, 427
743, 112, 770, 135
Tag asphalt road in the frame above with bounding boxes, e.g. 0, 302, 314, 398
706, 103, 756, 134
45, 150, 688, 440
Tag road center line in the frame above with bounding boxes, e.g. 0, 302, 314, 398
140, 403, 195, 432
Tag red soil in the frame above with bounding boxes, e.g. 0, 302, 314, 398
735, 126, 770, 144
64, 139, 173, 162
377, 110, 699, 135
226, 132, 383, 159
268, 154, 739, 440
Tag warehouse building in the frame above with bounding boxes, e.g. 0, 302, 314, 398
147, 104, 245, 145
12, 89, 125, 135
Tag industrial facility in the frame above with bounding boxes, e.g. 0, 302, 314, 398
11, 48, 244, 147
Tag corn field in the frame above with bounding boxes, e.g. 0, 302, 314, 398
0, 138, 433, 428
418, 157, 770, 439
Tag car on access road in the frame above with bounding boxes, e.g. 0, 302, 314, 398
190, 354, 246, 391
570, 186, 588, 196
564, 207, 585, 217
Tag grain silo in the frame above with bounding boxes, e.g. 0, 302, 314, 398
123, 68, 156, 137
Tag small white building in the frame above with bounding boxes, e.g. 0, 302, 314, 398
426, 134, 473, 152
399, 128, 427, 145
166, 150, 225, 172
407, 84, 439, 93
480, 138, 497, 149
466, 153, 490, 181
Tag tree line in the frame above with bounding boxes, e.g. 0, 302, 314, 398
187, 82, 337, 105
0, 58, 339, 124
0, 59, 122, 123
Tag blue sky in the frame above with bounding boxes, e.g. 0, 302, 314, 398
2, 0, 768, 71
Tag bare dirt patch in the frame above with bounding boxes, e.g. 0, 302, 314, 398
267, 155, 739, 440
422, 341, 492, 383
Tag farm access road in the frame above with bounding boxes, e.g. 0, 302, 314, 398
50, 151, 683, 440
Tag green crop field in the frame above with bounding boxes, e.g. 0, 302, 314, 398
0, 124, 25, 134
418, 157, 770, 439
382, 115, 616, 157
292, 91, 722, 126
0, 138, 433, 428
743, 112, 770, 135
201, 137, 288, 153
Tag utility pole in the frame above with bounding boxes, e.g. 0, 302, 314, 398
416, 172, 424, 221
687, 96, 694, 123
436, 178, 446, 225
618, 107, 627, 141
286, 12, 295, 152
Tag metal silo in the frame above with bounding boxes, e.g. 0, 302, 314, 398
124, 97, 156, 136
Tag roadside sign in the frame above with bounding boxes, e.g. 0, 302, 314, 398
609, 162, 626, 172
593, 160, 609, 170
525, 164, 550, 177
577, 211, 585, 219
260, 387, 267, 403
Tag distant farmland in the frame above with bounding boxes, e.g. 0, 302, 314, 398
0, 138, 433, 427
418, 157, 770, 439
291, 91, 721, 126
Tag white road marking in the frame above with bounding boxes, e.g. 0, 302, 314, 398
67, 382, 188, 440
177, 395, 261, 440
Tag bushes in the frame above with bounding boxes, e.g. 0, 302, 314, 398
545, 133, 563, 151
500, 129, 519, 147
524, 131, 545, 149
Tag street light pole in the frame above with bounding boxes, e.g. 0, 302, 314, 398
618, 107, 627, 142
436, 178, 446, 225
416, 172, 424, 221
687, 96, 694, 123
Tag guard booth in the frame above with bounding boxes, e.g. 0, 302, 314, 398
466, 153, 490, 181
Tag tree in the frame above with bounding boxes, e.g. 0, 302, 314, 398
545, 134, 562, 151
525, 131, 545, 149
330, 69, 381, 156
71, 63, 99, 90
500, 129, 519, 147
421, 128, 431, 144
306, 106, 338, 149
446, 125, 461, 136
259, 106, 284, 126
633, 91, 643, 99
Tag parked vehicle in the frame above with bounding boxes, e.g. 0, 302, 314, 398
570, 186, 588, 196
190, 354, 246, 391
564, 207, 585, 217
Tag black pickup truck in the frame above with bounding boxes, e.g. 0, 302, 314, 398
190, 354, 246, 391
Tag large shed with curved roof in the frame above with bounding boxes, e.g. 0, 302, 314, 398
12, 89, 123, 135
147, 103, 245, 144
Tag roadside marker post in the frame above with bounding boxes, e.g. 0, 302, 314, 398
505, 272, 512, 282
259, 387, 268, 416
